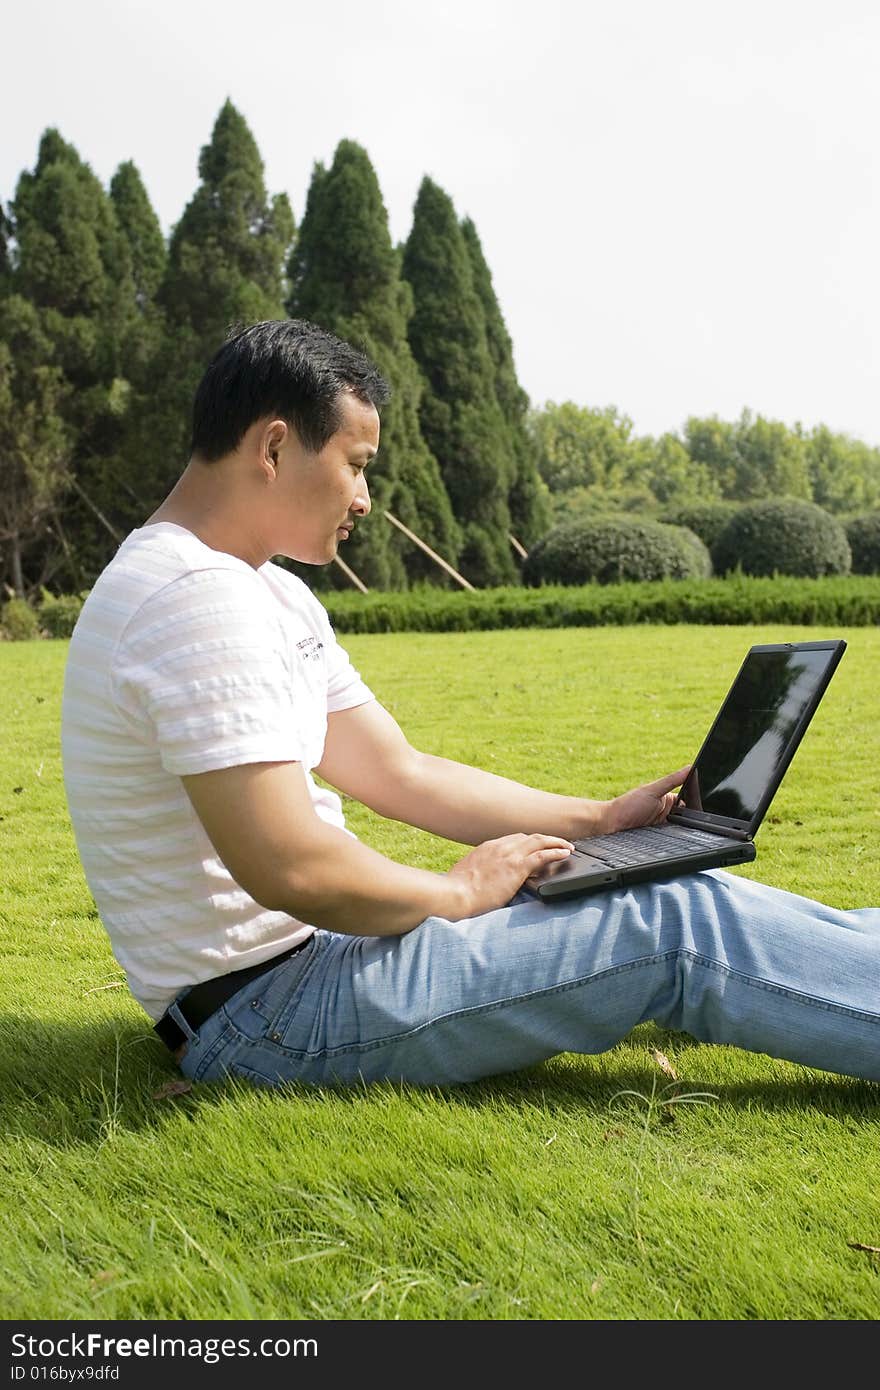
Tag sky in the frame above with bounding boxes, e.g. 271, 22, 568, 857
4, 0, 880, 446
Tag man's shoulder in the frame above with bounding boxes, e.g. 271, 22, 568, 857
74, 528, 272, 657
262, 561, 333, 624
107, 527, 265, 604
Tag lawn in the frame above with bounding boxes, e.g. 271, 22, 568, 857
1, 624, 878, 1320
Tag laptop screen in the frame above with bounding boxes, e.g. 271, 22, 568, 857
673, 643, 843, 832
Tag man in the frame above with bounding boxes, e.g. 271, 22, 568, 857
61, 320, 880, 1090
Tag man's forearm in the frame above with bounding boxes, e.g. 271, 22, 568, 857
366, 750, 609, 845
272, 819, 468, 936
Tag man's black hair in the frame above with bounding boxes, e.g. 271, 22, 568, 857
189, 319, 391, 461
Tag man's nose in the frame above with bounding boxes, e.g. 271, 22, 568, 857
353, 474, 371, 516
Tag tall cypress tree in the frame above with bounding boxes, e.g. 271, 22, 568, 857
287, 141, 460, 589
7, 128, 140, 586
142, 100, 295, 494
0, 206, 11, 292
109, 161, 170, 517
460, 216, 550, 549
402, 178, 519, 586
161, 99, 294, 344
110, 161, 166, 310
0, 296, 70, 596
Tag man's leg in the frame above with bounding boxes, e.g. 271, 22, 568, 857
179, 869, 880, 1088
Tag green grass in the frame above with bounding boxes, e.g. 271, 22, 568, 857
1, 625, 879, 1320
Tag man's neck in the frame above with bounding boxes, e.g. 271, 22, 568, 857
145, 460, 267, 568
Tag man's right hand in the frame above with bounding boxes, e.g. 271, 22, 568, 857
445, 833, 574, 917
603, 766, 691, 835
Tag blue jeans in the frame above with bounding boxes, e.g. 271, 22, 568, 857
173, 870, 880, 1088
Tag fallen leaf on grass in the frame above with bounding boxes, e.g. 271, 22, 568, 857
847, 1241, 880, 1254
152, 1080, 193, 1100
651, 1048, 678, 1080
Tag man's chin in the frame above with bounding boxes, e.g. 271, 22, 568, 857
279, 544, 338, 567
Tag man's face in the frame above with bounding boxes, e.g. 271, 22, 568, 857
274, 391, 379, 565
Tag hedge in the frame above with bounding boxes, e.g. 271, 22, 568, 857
5, 576, 879, 642
322, 575, 880, 633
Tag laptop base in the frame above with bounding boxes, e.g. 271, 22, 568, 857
526, 840, 757, 902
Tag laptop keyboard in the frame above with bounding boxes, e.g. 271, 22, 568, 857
574, 825, 726, 868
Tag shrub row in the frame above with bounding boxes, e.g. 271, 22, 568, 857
322, 575, 880, 633
5, 573, 880, 643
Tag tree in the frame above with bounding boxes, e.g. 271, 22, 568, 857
735, 410, 811, 500
142, 100, 295, 502
0, 206, 11, 292
287, 142, 460, 588
685, 410, 810, 501
681, 415, 739, 498
161, 100, 294, 345
110, 161, 166, 311
6, 128, 141, 587
402, 178, 518, 586
802, 424, 880, 514
528, 402, 635, 494
459, 216, 550, 549
0, 297, 70, 596
629, 431, 722, 507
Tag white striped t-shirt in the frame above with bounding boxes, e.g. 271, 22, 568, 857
61, 522, 374, 1021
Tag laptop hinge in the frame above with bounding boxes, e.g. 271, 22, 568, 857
671, 815, 751, 841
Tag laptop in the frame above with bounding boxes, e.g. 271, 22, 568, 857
525, 638, 847, 903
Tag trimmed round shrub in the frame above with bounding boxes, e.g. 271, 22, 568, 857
845, 513, 880, 574
669, 524, 714, 579
37, 588, 87, 638
660, 501, 741, 550
522, 517, 712, 586
1, 597, 40, 640
711, 499, 851, 578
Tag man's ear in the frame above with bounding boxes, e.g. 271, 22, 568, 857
260, 419, 289, 475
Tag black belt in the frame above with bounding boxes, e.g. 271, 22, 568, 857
153, 937, 312, 1053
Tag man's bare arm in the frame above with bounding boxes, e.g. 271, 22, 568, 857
317, 702, 688, 844
181, 760, 573, 937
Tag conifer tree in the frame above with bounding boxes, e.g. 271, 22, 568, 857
110, 161, 167, 309
0, 207, 11, 291
460, 216, 550, 549
12, 129, 135, 384
0, 296, 70, 595
287, 141, 460, 589
108, 160, 171, 518
6, 128, 140, 586
161, 100, 294, 345
142, 100, 295, 499
402, 178, 519, 586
